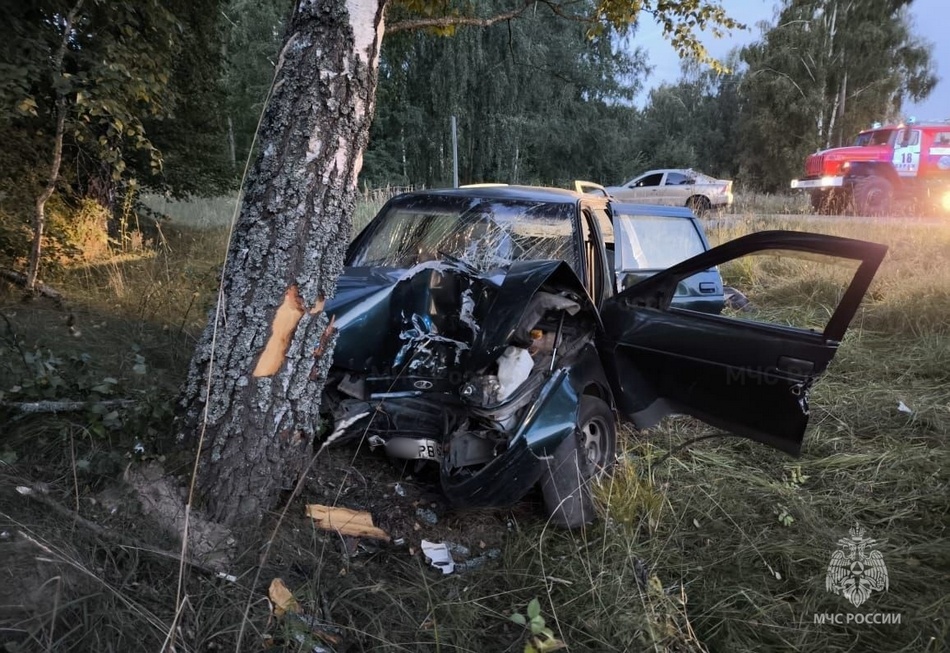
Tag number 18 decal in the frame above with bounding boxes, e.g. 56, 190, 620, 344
893, 129, 921, 176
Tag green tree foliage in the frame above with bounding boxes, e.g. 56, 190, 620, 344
138, 0, 238, 199
737, 0, 936, 191
0, 0, 236, 208
633, 55, 741, 179
0, 0, 236, 279
363, 0, 650, 188
219, 0, 294, 173
0, 1, 189, 199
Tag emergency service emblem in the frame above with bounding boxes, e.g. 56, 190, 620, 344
825, 523, 889, 607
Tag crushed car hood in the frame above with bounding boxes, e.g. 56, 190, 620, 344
326, 258, 600, 373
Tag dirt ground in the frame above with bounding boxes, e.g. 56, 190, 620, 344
0, 287, 546, 652
300, 437, 533, 571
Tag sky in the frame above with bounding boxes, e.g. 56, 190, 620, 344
630, 0, 950, 122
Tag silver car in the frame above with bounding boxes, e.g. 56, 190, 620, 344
602, 169, 734, 214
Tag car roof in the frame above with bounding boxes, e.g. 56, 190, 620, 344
621, 168, 714, 179
610, 203, 698, 219
394, 184, 586, 204
387, 186, 700, 220
635, 168, 697, 174
860, 122, 950, 132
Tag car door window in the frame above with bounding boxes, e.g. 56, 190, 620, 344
721, 250, 859, 321
632, 173, 663, 188
600, 231, 887, 455
611, 210, 714, 302
898, 129, 920, 147
579, 209, 608, 305
664, 172, 693, 185
590, 206, 617, 290
591, 207, 614, 247
614, 213, 706, 272
613, 232, 885, 338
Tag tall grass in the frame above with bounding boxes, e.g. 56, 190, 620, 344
139, 184, 415, 233
1, 195, 947, 652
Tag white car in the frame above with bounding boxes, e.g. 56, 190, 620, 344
601, 169, 733, 214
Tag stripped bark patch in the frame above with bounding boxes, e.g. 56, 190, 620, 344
253, 285, 305, 377
313, 314, 337, 360
310, 294, 326, 315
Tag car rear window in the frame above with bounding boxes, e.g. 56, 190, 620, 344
614, 213, 705, 270
349, 198, 579, 271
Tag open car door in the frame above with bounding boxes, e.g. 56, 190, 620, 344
598, 231, 887, 456
574, 180, 609, 197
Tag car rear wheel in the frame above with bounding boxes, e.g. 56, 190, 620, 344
540, 396, 617, 529
686, 195, 711, 216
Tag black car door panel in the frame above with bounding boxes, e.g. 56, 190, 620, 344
599, 230, 887, 455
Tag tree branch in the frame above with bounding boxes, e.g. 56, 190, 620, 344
386, 1, 594, 34
2, 399, 135, 415
0, 268, 65, 302
386, 1, 535, 34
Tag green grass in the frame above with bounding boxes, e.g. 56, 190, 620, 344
140, 192, 241, 229
139, 185, 403, 233
1, 194, 948, 652
726, 190, 812, 215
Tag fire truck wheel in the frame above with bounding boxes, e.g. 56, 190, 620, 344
854, 176, 893, 216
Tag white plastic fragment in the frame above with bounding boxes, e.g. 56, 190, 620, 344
421, 540, 455, 574
496, 346, 533, 401
323, 410, 371, 448
897, 401, 913, 414
459, 289, 480, 335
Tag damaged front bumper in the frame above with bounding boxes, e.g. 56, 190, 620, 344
439, 367, 580, 508
320, 258, 609, 510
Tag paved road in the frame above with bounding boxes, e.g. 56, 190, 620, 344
709, 212, 947, 227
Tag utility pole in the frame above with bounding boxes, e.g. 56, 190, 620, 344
451, 115, 459, 187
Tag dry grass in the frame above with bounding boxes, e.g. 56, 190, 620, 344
615, 212, 950, 651
1, 194, 947, 652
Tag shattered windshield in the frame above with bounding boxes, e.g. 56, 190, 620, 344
349, 197, 578, 271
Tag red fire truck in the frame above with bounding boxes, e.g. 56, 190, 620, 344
790, 120, 950, 215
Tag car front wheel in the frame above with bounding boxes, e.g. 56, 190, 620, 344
540, 396, 617, 529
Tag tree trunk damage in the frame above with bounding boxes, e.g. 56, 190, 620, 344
175, 0, 387, 528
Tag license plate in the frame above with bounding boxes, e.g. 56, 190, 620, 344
384, 437, 443, 461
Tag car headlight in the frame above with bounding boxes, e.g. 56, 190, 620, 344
941, 191, 950, 213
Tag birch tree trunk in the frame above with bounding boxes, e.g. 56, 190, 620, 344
26, 0, 85, 291
175, 0, 388, 528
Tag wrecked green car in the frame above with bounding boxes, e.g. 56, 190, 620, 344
320, 185, 887, 528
